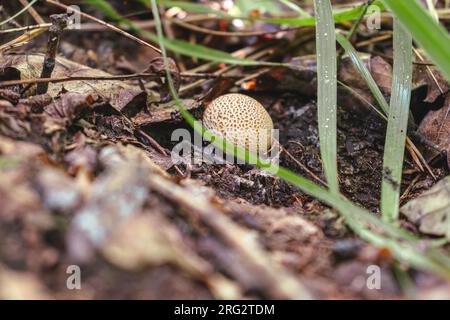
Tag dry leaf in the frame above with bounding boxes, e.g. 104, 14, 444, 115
401, 175, 450, 240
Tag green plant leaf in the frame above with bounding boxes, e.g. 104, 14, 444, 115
0, 0, 38, 26
87, 0, 279, 66
381, 19, 413, 223
160, 0, 385, 26
336, 33, 389, 114
249, 1, 385, 26
235, 0, 283, 15
314, 0, 338, 194
382, 0, 450, 81
82, 0, 123, 21
278, 0, 311, 18
141, 31, 269, 65
158, 0, 231, 17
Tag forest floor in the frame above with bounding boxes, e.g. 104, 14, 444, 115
0, 0, 449, 299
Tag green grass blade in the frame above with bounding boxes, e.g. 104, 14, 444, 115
141, 31, 281, 66
82, 0, 123, 20
158, 0, 385, 26
0, 0, 39, 26
314, 0, 338, 194
336, 33, 390, 114
148, 0, 450, 279
382, 0, 450, 81
157, 0, 231, 17
278, 0, 311, 18
85, 0, 281, 66
243, 1, 385, 25
381, 19, 413, 223
235, 0, 283, 15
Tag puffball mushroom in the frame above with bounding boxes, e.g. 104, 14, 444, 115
202, 93, 274, 152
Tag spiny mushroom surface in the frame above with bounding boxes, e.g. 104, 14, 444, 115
202, 93, 274, 152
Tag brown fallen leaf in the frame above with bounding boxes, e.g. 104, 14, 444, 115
417, 94, 450, 168
401, 175, 450, 240
131, 98, 200, 127
43, 92, 97, 135
369, 56, 393, 96
1, 54, 147, 115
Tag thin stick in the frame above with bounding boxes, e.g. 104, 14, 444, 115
400, 174, 421, 201
346, 0, 373, 40
0, 0, 38, 26
18, 0, 45, 24
0, 23, 51, 33
45, 0, 161, 54
0, 27, 48, 52
280, 145, 327, 187
0, 72, 239, 88
37, 14, 67, 94
413, 47, 444, 94
355, 34, 392, 48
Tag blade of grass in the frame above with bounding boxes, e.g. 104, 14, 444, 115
85, 0, 285, 66
381, 19, 413, 223
382, 0, 450, 81
235, 0, 282, 15
339, 21, 415, 223
314, 0, 338, 194
336, 33, 389, 113
425, 0, 439, 21
0, 0, 39, 26
141, 31, 283, 66
278, 0, 311, 18
148, 0, 450, 278
155, 0, 231, 17
158, 0, 385, 26
337, 33, 437, 179
242, 1, 385, 25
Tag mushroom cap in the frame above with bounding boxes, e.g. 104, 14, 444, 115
202, 93, 274, 152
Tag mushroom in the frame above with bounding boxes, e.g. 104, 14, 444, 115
202, 93, 274, 152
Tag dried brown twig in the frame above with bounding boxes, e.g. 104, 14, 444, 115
18, 0, 45, 24
0, 72, 239, 88
45, 0, 162, 54
37, 14, 68, 94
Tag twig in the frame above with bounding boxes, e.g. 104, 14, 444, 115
0, 0, 38, 27
0, 23, 51, 33
45, 0, 161, 54
180, 45, 276, 94
280, 145, 327, 187
355, 33, 392, 48
18, 0, 45, 24
413, 47, 448, 143
400, 174, 421, 201
413, 47, 444, 95
118, 113, 185, 176
37, 13, 67, 94
346, 0, 374, 40
0, 27, 47, 52
0, 72, 239, 88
